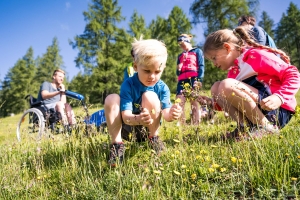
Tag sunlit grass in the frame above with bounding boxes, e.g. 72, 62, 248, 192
0, 93, 299, 199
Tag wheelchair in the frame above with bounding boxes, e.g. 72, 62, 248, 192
17, 90, 107, 141
16, 95, 61, 141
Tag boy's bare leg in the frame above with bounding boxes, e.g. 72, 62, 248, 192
104, 94, 123, 143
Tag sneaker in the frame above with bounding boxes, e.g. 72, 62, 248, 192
222, 125, 246, 141
247, 124, 279, 139
108, 143, 125, 167
148, 136, 165, 155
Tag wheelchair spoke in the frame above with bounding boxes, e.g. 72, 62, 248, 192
17, 108, 45, 141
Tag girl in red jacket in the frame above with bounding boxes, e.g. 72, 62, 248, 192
202, 27, 300, 140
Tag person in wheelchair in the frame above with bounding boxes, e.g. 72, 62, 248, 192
37, 69, 76, 131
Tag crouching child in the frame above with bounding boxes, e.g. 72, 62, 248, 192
104, 38, 182, 167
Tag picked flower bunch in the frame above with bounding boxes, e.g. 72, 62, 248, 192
181, 81, 213, 108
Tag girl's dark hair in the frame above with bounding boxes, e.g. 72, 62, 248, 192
238, 15, 256, 26
203, 27, 290, 64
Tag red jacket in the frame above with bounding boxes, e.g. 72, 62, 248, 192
227, 48, 300, 112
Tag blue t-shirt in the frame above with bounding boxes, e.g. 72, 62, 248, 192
120, 73, 172, 114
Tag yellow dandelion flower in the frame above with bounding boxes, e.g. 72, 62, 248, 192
144, 168, 150, 173
37, 176, 41, 180
171, 154, 175, 158
208, 168, 215, 173
200, 150, 208, 154
238, 159, 243, 163
175, 150, 180, 155
153, 170, 161, 174
211, 163, 220, 168
151, 109, 156, 114
231, 157, 237, 163
175, 98, 181, 103
297, 155, 300, 159
204, 156, 211, 162
184, 83, 190, 87
291, 177, 297, 181
195, 155, 202, 160
173, 170, 181, 175
181, 165, 187, 169
220, 168, 227, 172
134, 103, 140, 108
173, 139, 180, 143
191, 173, 197, 180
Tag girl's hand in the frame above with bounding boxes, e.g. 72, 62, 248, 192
197, 95, 213, 106
140, 108, 153, 125
260, 94, 282, 111
193, 81, 202, 89
169, 104, 182, 120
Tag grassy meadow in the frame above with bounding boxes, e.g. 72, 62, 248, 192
0, 93, 299, 199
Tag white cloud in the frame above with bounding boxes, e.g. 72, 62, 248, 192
66, 2, 71, 11
60, 24, 69, 31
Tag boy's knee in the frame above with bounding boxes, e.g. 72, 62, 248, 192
104, 94, 120, 113
104, 94, 120, 106
142, 91, 158, 99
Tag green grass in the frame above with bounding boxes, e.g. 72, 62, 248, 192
0, 94, 299, 199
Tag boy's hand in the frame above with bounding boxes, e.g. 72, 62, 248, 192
140, 108, 153, 125
169, 104, 182, 120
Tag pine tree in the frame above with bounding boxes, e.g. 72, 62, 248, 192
275, 2, 300, 67
189, 0, 259, 35
161, 6, 193, 93
0, 48, 37, 116
70, 0, 126, 104
128, 10, 150, 39
35, 37, 64, 86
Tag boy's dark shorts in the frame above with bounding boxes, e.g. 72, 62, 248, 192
121, 124, 149, 142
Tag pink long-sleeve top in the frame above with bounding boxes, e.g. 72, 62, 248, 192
227, 48, 300, 112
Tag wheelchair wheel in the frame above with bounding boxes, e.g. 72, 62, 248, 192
16, 108, 46, 141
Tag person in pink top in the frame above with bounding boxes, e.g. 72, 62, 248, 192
201, 27, 300, 140
176, 34, 205, 125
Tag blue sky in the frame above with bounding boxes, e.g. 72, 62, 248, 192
0, 0, 298, 81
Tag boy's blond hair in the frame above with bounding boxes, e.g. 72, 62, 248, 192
132, 38, 168, 67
